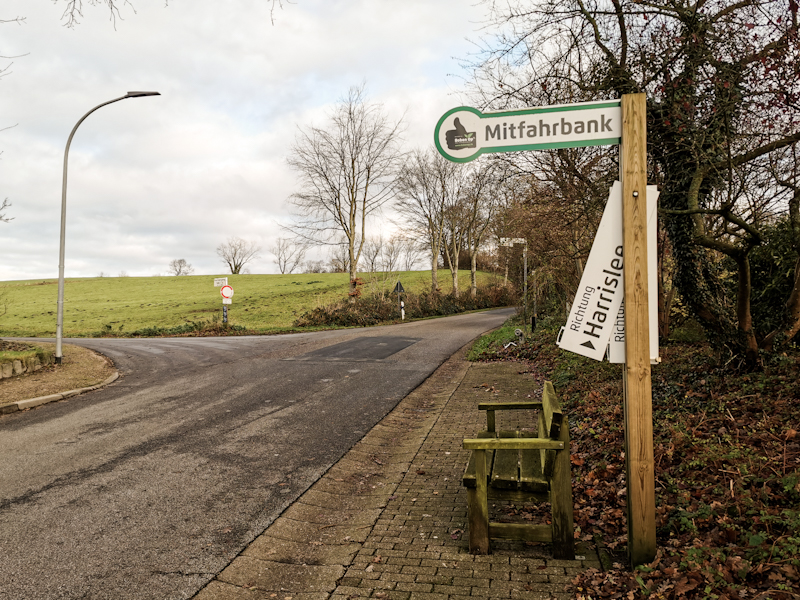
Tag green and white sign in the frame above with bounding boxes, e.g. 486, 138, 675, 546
434, 100, 622, 163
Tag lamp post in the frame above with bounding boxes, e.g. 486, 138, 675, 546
499, 237, 529, 335
56, 91, 160, 364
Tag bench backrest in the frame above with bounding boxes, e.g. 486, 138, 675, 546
540, 381, 563, 440
539, 381, 563, 478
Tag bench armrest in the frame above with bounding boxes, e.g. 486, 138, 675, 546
463, 438, 564, 451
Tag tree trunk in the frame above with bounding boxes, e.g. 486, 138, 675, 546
658, 283, 676, 341
764, 186, 800, 349
349, 244, 358, 303
780, 257, 800, 341
661, 183, 738, 351
349, 276, 358, 301
430, 248, 439, 294
447, 243, 460, 299
470, 252, 478, 298
763, 256, 800, 350
734, 253, 759, 367
657, 242, 677, 341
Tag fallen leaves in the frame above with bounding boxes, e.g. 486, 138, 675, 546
501, 336, 800, 600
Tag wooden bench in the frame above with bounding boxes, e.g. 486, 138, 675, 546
462, 381, 574, 558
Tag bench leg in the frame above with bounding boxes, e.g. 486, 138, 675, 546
467, 449, 490, 554
551, 426, 575, 559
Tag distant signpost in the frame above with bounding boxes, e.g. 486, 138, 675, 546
393, 281, 405, 320
499, 238, 529, 335
219, 284, 234, 323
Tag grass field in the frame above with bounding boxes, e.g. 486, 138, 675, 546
0, 270, 498, 338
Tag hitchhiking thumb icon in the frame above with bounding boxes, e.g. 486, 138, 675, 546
445, 118, 476, 151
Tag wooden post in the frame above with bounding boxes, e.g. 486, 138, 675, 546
468, 449, 490, 554
550, 416, 575, 560
620, 93, 657, 566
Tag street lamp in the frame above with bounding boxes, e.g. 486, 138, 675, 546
499, 237, 530, 335
56, 91, 160, 364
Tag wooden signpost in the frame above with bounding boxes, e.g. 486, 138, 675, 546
619, 94, 656, 565
435, 93, 656, 565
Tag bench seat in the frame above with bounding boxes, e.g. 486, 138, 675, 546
461, 381, 574, 558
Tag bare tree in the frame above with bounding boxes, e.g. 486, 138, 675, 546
470, 0, 800, 363
395, 148, 465, 293
381, 235, 405, 274
216, 237, 261, 275
56, 1, 283, 28
441, 196, 469, 298
270, 238, 308, 274
399, 236, 423, 272
327, 238, 352, 273
168, 258, 194, 276
462, 161, 499, 297
303, 260, 327, 274
362, 234, 406, 295
0, 198, 11, 223
286, 84, 404, 300
1, 16, 27, 85
361, 236, 384, 273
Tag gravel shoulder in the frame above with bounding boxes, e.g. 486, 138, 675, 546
0, 343, 115, 405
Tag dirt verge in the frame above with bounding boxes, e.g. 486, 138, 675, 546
0, 343, 116, 405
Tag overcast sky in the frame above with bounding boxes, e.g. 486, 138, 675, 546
1, 0, 487, 280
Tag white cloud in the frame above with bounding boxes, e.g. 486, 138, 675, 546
1, 0, 485, 279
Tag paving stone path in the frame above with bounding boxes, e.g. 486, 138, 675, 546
195, 347, 599, 600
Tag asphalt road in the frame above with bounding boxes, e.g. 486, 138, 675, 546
0, 308, 513, 600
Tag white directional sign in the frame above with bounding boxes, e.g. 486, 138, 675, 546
557, 182, 625, 360
214, 277, 228, 287
557, 183, 659, 363
435, 100, 622, 163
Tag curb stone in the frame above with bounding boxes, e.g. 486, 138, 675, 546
0, 371, 120, 414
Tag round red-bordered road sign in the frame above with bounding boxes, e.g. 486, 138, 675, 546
220, 285, 234, 299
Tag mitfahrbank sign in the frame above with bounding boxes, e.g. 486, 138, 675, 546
434, 100, 622, 163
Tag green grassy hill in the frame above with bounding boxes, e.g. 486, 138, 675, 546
0, 270, 497, 337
